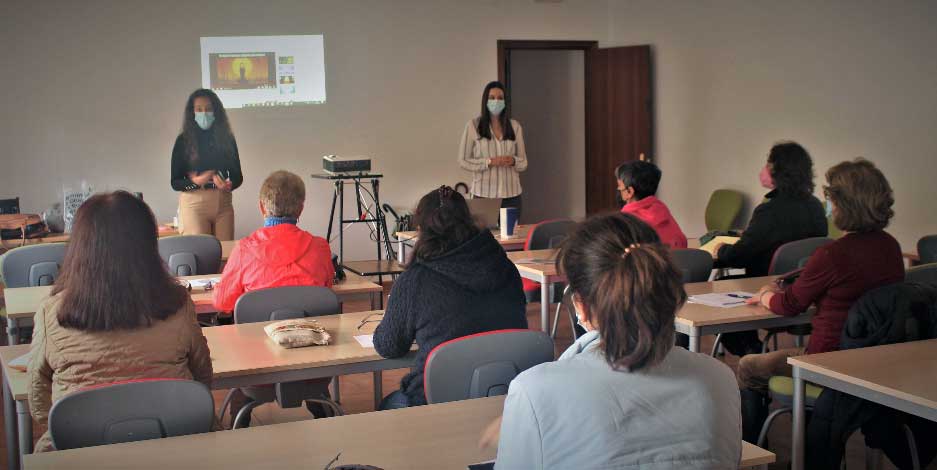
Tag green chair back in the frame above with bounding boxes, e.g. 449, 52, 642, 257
704, 189, 744, 232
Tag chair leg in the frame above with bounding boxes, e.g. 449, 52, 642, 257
902, 423, 920, 470
550, 300, 563, 339
794, 334, 805, 348
762, 332, 777, 354
756, 407, 792, 448
773, 334, 779, 351
864, 446, 884, 470
218, 389, 237, 425
232, 400, 262, 430
306, 398, 346, 417
711, 333, 723, 357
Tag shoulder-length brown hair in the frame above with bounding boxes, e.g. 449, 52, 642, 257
410, 186, 480, 262
557, 213, 686, 372
824, 158, 894, 232
52, 191, 189, 330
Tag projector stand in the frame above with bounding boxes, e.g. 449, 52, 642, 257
312, 172, 402, 307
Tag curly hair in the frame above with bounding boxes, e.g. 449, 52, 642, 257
767, 141, 815, 196
410, 186, 480, 262
180, 88, 236, 165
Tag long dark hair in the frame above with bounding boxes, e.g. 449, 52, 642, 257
181, 88, 236, 164
410, 186, 480, 262
558, 213, 686, 372
52, 191, 189, 330
476, 81, 516, 141
768, 141, 815, 196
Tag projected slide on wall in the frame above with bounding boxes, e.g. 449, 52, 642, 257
200, 35, 326, 109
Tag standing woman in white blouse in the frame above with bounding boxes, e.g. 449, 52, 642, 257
458, 81, 528, 219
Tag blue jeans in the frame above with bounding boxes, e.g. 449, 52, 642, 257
379, 390, 411, 411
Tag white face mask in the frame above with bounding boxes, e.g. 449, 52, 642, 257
194, 111, 215, 130
573, 303, 592, 332
487, 99, 505, 116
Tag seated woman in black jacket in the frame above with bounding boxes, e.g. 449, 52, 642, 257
373, 186, 528, 409
716, 141, 827, 356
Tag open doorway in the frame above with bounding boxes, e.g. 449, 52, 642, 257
498, 40, 654, 218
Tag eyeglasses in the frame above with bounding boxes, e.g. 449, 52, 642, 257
357, 312, 384, 330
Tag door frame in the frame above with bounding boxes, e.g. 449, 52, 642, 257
497, 40, 598, 218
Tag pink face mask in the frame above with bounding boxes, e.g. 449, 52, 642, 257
759, 165, 775, 189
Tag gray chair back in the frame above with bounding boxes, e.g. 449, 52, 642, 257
0, 197, 19, 215
526, 219, 577, 250
918, 235, 937, 265
424, 329, 554, 404
48, 379, 214, 450
671, 248, 714, 283
233, 285, 341, 324
768, 237, 833, 275
158, 235, 222, 276
0, 243, 67, 287
907, 263, 937, 287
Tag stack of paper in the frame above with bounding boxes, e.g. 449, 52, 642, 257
687, 291, 754, 308
699, 236, 740, 256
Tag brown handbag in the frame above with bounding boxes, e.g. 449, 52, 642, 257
0, 214, 48, 247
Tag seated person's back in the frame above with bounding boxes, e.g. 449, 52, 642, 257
495, 213, 741, 469
616, 160, 688, 249
28, 192, 212, 452
373, 186, 528, 408
213, 171, 333, 312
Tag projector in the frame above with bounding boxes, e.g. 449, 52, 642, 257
322, 155, 372, 173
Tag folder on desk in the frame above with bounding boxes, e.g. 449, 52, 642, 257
699, 236, 740, 256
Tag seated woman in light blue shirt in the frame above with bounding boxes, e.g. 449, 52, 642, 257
489, 213, 742, 470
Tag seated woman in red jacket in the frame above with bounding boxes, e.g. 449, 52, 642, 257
616, 161, 687, 249
737, 158, 903, 443
213, 170, 335, 422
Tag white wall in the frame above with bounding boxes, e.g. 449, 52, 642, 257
608, 0, 937, 251
0, 0, 608, 260
511, 49, 586, 223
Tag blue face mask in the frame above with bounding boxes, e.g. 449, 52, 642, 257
194, 111, 215, 130
487, 99, 505, 116
825, 199, 833, 218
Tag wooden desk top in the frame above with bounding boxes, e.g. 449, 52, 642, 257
342, 259, 406, 277
220, 239, 235, 261
397, 225, 530, 248
205, 310, 392, 380
1, 225, 178, 249
788, 339, 937, 415
3, 274, 381, 319
21, 393, 773, 469
0, 344, 31, 401
677, 276, 785, 328
507, 248, 562, 282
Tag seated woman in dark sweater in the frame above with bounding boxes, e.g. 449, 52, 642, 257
716, 141, 828, 356
736, 158, 904, 442
373, 186, 528, 409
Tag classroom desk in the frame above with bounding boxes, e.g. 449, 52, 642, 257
2, 273, 383, 345
1, 310, 415, 467
788, 339, 937, 470
0, 225, 178, 251
507, 249, 563, 332
22, 394, 775, 470
220, 239, 235, 261
679, 276, 812, 353
395, 225, 530, 263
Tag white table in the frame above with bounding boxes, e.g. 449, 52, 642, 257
395, 225, 530, 263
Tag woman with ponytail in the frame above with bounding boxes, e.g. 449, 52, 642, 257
488, 213, 742, 469
373, 186, 527, 410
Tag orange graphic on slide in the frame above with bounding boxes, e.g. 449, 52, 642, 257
209, 52, 277, 90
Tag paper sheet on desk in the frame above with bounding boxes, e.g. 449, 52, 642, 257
9, 350, 33, 372
514, 258, 555, 265
186, 277, 222, 289
354, 335, 374, 348
688, 291, 754, 308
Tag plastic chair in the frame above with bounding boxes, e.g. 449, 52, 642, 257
157, 235, 222, 276
906, 263, 937, 287
1, 243, 67, 288
48, 379, 214, 450
704, 189, 744, 232
918, 235, 937, 265
671, 248, 714, 283
424, 329, 554, 404
522, 219, 576, 304
224, 286, 345, 428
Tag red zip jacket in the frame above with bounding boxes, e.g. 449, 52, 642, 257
213, 224, 334, 313
621, 196, 688, 249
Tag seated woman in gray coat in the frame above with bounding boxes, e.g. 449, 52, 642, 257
487, 213, 742, 470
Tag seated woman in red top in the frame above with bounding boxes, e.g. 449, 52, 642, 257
737, 158, 904, 443
213, 170, 335, 423
616, 161, 687, 249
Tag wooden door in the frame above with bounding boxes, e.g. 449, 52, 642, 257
586, 45, 653, 214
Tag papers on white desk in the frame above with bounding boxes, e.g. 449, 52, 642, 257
9, 350, 33, 372
514, 258, 555, 265
354, 334, 375, 348
185, 277, 222, 289
688, 291, 754, 308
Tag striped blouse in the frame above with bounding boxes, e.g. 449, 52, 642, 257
458, 118, 528, 198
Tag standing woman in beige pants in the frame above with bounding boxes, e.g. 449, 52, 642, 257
170, 89, 243, 240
